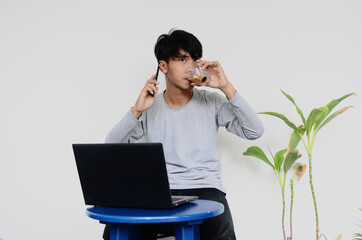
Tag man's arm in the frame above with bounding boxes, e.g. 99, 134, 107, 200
217, 92, 264, 140
195, 59, 263, 139
131, 74, 159, 118
105, 109, 144, 143
105, 74, 159, 143
219, 82, 237, 100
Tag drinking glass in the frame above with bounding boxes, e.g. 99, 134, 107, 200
187, 62, 211, 86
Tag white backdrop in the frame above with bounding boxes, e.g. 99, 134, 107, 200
1, 1, 361, 239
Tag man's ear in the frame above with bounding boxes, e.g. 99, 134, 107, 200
159, 60, 168, 74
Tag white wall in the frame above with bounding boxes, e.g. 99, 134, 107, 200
1, 1, 361, 239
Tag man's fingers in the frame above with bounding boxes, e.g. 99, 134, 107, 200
146, 77, 159, 86
203, 61, 218, 69
144, 84, 158, 95
196, 60, 219, 70
196, 59, 206, 68
149, 79, 159, 86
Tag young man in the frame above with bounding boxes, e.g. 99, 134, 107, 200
103, 29, 264, 240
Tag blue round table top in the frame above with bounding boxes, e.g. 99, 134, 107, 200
86, 199, 224, 224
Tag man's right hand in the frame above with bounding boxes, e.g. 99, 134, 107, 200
131, 74, 159, 119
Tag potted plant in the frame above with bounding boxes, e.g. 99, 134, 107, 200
258, 90, 355, 240
243, 141, 306, 240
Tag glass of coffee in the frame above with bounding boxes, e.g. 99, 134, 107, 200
187, 62, 211, 86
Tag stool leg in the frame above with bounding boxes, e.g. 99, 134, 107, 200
110, 223, 140, 240
174, 220, 202, 240
194, 224, 200, 240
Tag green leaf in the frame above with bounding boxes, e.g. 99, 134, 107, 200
313, 106, 329, 133
353, 233, 362, 240
318, 106, 353, 132
281, 90, 307, 125
243, 146, 274, 169
287, 125, 305, 152
314, 93, 356, 134
283, 150, 302, 173
306, 108, 319, 137
306, 107, 327, 137
274, 149, 287, 173
326, 93, 356, 114
260, 112, 298, 131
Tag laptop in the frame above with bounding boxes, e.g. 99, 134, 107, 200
72, 143, 198, 209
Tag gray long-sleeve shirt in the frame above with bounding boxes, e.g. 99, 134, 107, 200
106, 88, 264, 193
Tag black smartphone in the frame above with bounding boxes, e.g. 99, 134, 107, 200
155, 63, 160, 81
150, 64, 160, 97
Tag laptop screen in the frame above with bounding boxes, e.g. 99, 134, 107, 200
73, 143, 175, 209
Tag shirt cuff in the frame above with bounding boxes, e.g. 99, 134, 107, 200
127, 108, 143, 124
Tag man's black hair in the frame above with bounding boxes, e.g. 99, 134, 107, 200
154, 29, 202, 63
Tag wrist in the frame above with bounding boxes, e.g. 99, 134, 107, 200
220, 82, 236, 100
131, 106, 143, 119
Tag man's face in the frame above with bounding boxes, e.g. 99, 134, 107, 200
161, 49, 196, 90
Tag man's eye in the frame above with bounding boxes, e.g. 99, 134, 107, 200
179, 58, 186, 62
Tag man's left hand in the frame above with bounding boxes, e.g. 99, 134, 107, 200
193, 59, 236, 99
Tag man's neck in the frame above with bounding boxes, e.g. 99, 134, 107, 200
164, 86, 194, 108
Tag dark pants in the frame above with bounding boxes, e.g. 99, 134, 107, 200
103, 188, 236, 240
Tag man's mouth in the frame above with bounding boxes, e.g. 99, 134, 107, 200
188, 76, 206, 83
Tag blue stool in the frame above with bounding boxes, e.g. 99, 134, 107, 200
86, 199, 224, 240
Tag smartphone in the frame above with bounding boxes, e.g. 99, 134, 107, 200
155, 63, 160, 81
150, 63, 160, 97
